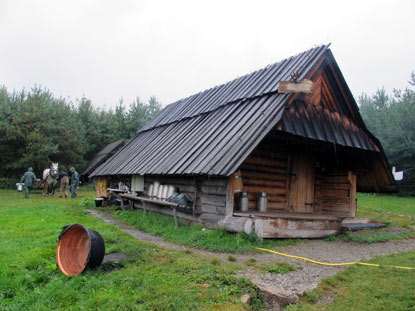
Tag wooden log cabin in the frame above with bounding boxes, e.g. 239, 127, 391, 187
90, 45, 396, 238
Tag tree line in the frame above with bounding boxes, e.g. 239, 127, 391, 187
0, 86, 162, 179
358, 73, 415, 193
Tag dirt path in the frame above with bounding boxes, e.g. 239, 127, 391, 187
86, 209, 415, 307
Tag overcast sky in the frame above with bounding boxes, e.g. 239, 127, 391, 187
1, 0, 414, 109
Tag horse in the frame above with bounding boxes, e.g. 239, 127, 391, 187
43, 163, 59, 196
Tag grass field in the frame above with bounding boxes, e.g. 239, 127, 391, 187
286, 193, 415, 311
2, 188, 415, 311
0, 189, 263, 311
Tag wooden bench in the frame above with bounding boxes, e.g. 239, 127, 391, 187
119, 193, 190, 228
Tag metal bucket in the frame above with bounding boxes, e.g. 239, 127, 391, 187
257, 192, 268, 212
56, 224, 105, 276
95, 198, 103, 207
237, 192, 249, 212
16, 183, 23, 192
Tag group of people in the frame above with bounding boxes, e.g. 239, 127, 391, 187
20, 166, 79, 199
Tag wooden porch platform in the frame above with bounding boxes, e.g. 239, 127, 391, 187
233, 211, 342, 221
231, 211, 343, 238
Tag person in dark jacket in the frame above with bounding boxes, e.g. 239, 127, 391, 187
58, 167, 69, 198
20, 167, 37, 198
69, 167, 79, 198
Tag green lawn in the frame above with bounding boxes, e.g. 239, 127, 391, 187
357, 192, 415, 216
0, 189, 263, 311
287, 193, 415, 311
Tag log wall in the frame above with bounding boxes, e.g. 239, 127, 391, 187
239, 148, 289, 211
314, 170, 356, 217
143, 175, 228, 228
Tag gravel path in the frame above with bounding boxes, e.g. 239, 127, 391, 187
86, 209, 415, 300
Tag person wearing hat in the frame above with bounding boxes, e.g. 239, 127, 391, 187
20, 167, 37, 199
69, 167, 79, 198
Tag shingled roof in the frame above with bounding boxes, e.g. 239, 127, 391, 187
90, 45, 386, 179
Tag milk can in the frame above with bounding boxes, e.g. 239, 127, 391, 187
148, 184, 153, 198
152, 181, 160, 199
257, 192, 268, 212
237, 192, 249, 212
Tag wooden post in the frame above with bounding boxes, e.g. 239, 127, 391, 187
143, 201, 147, 214
192, 191, 197, 217
119, 195, 125, 210
173, 208, 178, 228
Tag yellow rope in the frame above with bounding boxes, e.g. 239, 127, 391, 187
256, 247, 415, 270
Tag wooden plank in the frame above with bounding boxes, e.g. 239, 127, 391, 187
349, 172, 357, 217
321, 189, 349, 197
201, 185, 227, 195
247, 192, 286, 202
319, 197, 350, 204
241, 170, 287, 182
234, 211, 341, 221
244, 157, 287, 169
225, 176, 234, 217
247, 201, 287, 210
243, 178, 286, 188
278, 79, 314, 94
173, 208, 178, 228
244, 186, 287, 195
288, 154, 315, 213
201, 194, 226, 207
241, 163, 288, 175
315, 183, 351, 190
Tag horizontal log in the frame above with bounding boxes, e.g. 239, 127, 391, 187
244, 186, 287, 195
217, 205, 226, 215
201, 185, 227, 196
241, 170, 287, 182
243, 178, 286, 188
201, 194, 226, 207
315, 183, 351, 190
221, 217, 253, 235
241, 164, 288, 176
201, 204, 216, 214
319, 197, 350, 204
318, 189, 350, 197
248, 201, 286, 210
176, 185, 197, 193
316, 175, 349, 184
247, 192, 286, 203
244, 157, 287, 169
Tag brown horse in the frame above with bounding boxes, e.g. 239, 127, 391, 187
43, 162, 59, 196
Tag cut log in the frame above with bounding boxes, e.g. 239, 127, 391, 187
222, 217, 253, 235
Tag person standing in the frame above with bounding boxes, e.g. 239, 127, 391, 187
58, 167, 69, 198
69, 167, 79, 199
20, 167, 37, 199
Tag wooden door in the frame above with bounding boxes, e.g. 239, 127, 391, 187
288, 154, 315, 213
